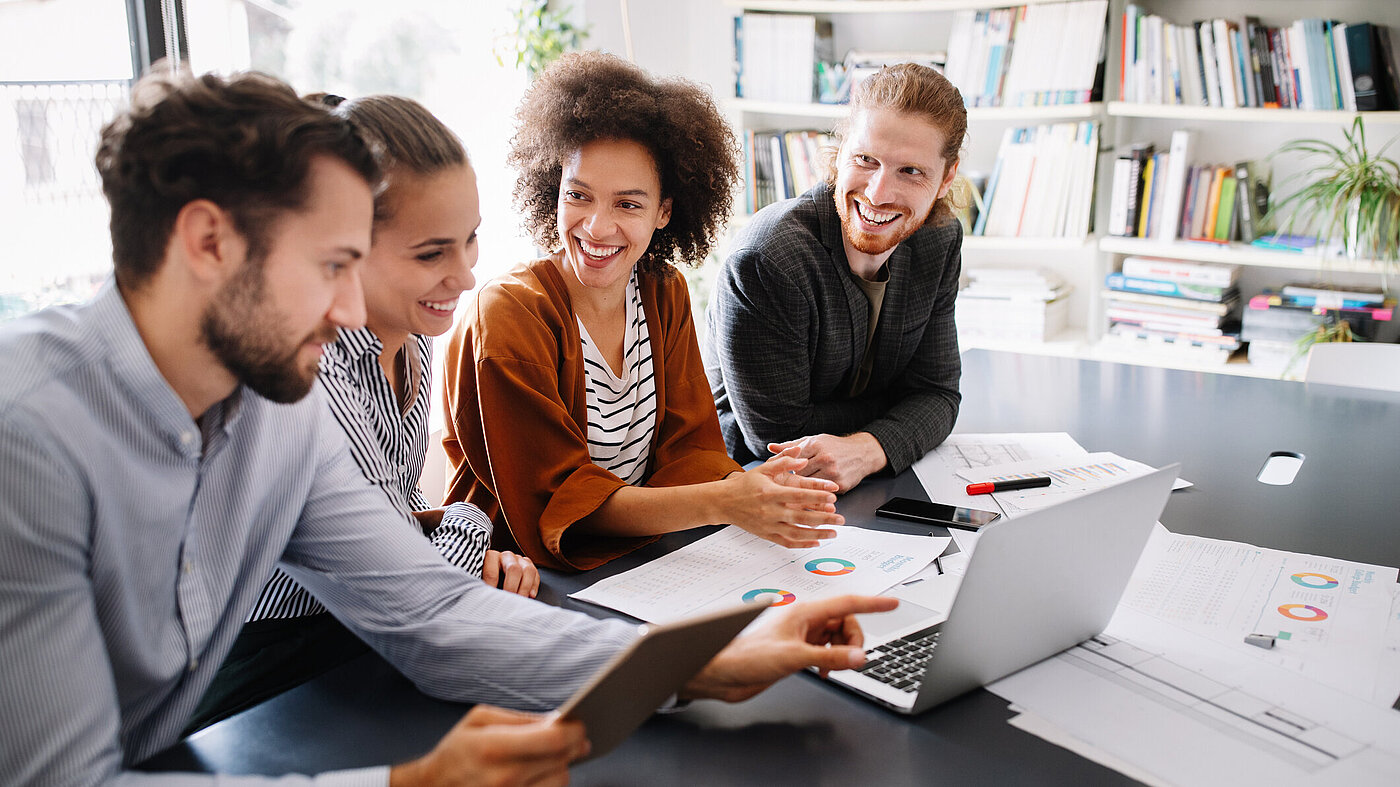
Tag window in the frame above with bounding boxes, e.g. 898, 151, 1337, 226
0, 0, 134, 319
1, 0, 534, 322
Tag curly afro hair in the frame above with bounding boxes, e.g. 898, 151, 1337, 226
509, 50, 740, 274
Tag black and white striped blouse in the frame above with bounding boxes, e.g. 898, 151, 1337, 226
246, 327, 492, 621
579, 271, 658, 485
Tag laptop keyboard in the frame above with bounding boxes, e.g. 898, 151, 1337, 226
857, 626, 941, 693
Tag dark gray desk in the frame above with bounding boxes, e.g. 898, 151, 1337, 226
142, 350, 1400, 783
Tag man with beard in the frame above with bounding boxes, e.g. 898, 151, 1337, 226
0, 69, 894, 786
706, 64, 965, 493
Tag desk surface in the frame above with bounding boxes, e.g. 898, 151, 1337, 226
143, 350, 1400, 783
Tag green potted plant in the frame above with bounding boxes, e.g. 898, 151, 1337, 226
496, 0, 589, 80
1265, 116, 1400, 367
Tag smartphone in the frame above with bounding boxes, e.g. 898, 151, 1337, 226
875, 497, 1002, 531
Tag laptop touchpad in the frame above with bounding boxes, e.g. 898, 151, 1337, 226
856, 599, 946, 646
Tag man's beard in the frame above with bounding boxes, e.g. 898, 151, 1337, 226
836, 196, 927, 256
200, 262, 332, 404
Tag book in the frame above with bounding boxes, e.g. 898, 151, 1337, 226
1213, 174, 1238, 240
1123, 143, 1153, 237
1236, 160, 1270, 242
1203, 165, 1229, 240
1252, 292, 1394, 315
1280, 282, 1388, 306
1108, 156, 1133, 237
1121, 256, 1240, 287
1346, 23, 1400, 111
1102, 289, 1236, 316
1155, 129, 1193, 241
1136, 153, 1157, 237
1105, 272, 1236, 302
1187, 165, 1214, 240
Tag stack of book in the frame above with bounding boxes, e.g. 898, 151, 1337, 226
743, 129, 837, 214
1101, 257, 1241, 365
944, 1, 1108, 108
974, 122, 1099, 238
1120, 7, 1400, 111
1243, 284, 1397, 375
957, 268, 1071, 344
1108, 130, 1271, 243
734, 13, 833, 103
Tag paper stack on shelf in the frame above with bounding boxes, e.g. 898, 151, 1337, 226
1119, 6, 1400, 111
974, 122, 1098, 238
1101, 257, 1241, 365
944, 0, 1108, 108
957, 268, 1071, 344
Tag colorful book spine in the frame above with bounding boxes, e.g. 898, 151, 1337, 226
1105, 272, 1234, 302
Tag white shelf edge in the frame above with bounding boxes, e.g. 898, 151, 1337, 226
725, 0, 1069, 13
1107, 102, 1400, 126
1098, 236, 1394, 275
730, 98, 1104, 122
965, 235, 1095, 251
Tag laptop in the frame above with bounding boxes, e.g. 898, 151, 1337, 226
826, 463, 1179, 714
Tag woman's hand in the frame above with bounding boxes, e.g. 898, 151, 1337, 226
483, 550, 540, 598
717, 450, 844, 548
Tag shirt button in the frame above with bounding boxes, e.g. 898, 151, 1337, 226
183, 560, 194, 575
180, 432, 195, 446
188, 657, 199, 672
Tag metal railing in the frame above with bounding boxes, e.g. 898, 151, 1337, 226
2, 80, 130, 205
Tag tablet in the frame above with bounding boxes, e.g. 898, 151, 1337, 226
555, 601, 769, 760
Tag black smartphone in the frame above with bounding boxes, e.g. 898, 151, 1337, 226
874, 497, 1002, 531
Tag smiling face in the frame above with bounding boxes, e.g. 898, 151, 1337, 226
833, 107, 958, 272
201, 155, 373, 403
556, 138, 672, 297
361, 164, 481, 346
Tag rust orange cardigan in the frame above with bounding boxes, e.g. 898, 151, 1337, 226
441, 257, 741, 571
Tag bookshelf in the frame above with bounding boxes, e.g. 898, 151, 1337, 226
716, 0, 1400, 379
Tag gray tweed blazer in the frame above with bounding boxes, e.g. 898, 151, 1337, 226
704, 181, 962, 473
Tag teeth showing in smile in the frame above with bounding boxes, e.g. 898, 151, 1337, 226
420, 299, 458, 312
578, 238, 622, 260
855, 201, 899, 226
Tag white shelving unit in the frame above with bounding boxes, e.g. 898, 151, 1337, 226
720, 0, 1400, 380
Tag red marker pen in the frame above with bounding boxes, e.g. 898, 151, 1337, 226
966, 476, 1053, 495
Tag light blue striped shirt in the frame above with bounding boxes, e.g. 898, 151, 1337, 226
0, 283, 636, 786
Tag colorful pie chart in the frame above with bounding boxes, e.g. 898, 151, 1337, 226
805, 557, 856, 576
742, 588, 797, 606
1289, 572, 1339, 589
1278, 603, 1328, 622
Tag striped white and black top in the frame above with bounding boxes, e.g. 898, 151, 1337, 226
246, 327, 492, 622
579, 271, 657, 485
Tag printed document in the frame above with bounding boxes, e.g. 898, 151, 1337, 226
571, 526, 948, 624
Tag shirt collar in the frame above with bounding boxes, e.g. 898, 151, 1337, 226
334, 325, 383, 361
92, 280, 247, 454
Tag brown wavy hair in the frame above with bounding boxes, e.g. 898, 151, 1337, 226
822, 63, 967, 226
508, 50, 740, 274
96, 69, 379, 290
315, 93, 468, 226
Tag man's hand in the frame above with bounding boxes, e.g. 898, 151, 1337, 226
389, 705, 588, 787
680, 594, 899, 703
768, 433, 888, 493
483, 550, 540, 598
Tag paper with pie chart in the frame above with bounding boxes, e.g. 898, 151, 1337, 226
570, 525, 949, 624
1118, 528, 1400, 705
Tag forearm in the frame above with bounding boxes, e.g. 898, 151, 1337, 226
584, 477, 734, 537
862, 389, 960, 473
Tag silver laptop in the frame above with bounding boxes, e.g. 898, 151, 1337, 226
827, 464, 1179, 714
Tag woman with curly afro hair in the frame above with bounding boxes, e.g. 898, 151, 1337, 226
441, 51, 845, 571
